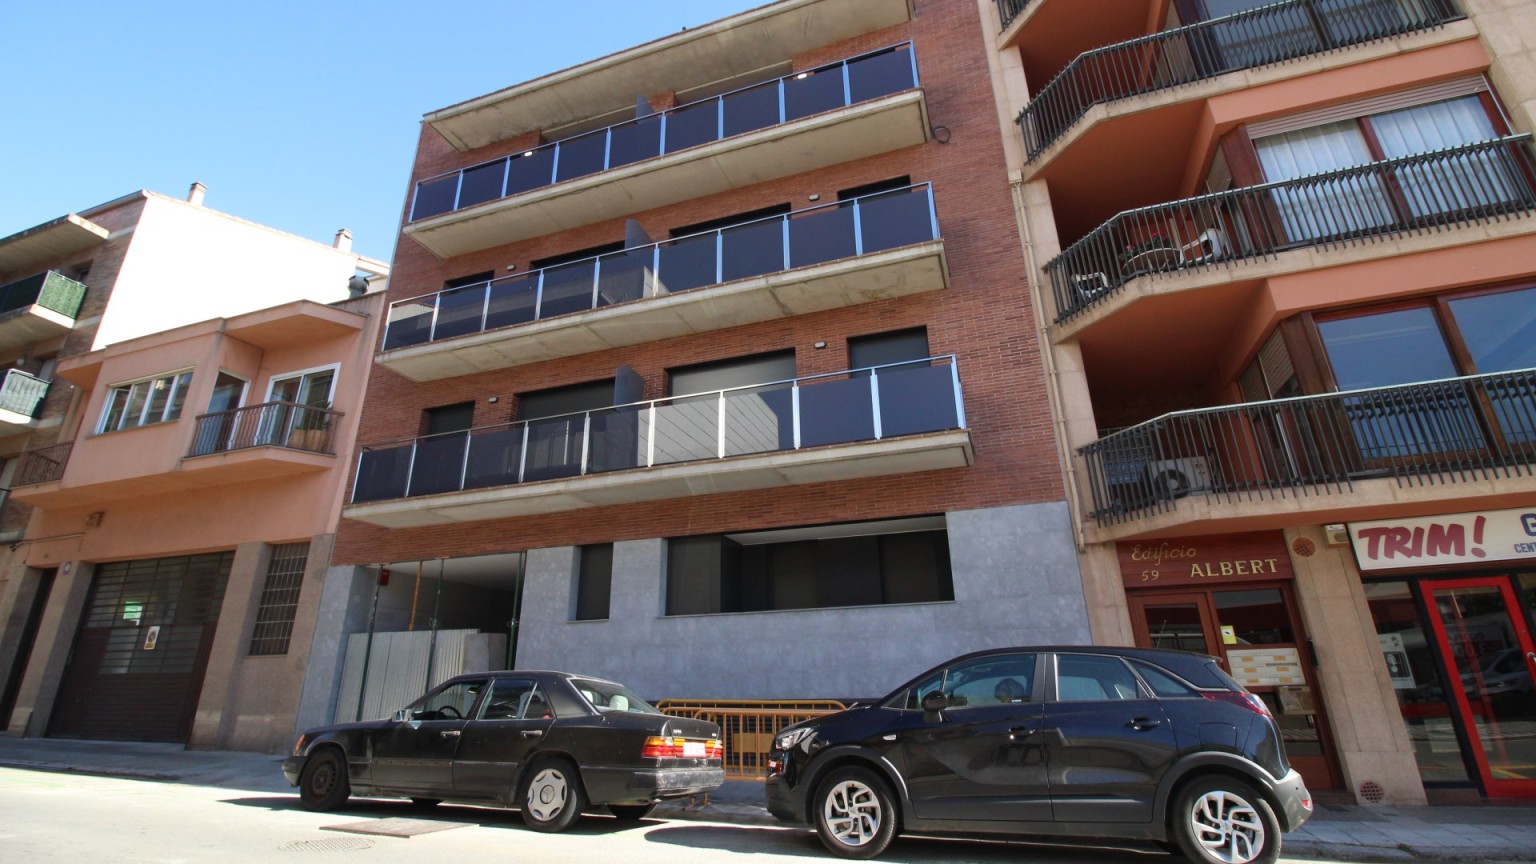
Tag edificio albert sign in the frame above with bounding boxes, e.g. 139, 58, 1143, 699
1118, 532, 1293, 588
1349, 507, 1536, 572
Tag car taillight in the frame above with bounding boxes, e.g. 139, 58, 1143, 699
641, 736, 723, 759
1203, 690, 1271, 717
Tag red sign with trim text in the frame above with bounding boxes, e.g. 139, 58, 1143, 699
1118, 532, 1294, 589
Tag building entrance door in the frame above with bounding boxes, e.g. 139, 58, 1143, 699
1422, 577, 1536, 797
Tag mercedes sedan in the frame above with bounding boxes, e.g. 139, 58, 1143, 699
766, 646, 1312, 863
283, 670, 724, 831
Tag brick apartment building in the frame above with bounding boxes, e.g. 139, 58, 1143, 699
0, 186, 388, 750
991, 0, 1536, 801
328, 0, 1090, 720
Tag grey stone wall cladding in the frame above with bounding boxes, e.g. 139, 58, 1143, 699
516, 501, 1088, 701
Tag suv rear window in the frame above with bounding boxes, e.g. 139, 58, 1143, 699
1130, 659, 1201, 697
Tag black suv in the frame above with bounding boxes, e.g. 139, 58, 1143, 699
766, 646, 1312, 862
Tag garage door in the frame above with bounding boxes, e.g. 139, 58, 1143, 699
48, 552, 234, 742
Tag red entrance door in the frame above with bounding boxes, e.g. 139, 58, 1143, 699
1422, 577, 1536, 797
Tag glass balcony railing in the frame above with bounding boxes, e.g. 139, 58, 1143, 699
351, 356, 966, 504
0, 370, 50, 419
188, 400, 342, 457
0, 270, 88, 319
384, 182, 940, 351
1080, 368, 1536, 526
997, 0, 1034, 30
1046, 136, 1536, 323
1017, 0, 1463, 161
408, 43, 919, 223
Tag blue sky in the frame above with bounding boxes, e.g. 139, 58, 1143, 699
1, 1, 763, 264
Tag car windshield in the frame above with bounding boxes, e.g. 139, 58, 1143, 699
571, 678, 662, 714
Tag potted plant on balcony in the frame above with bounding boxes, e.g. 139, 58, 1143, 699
290, 403, 332, 452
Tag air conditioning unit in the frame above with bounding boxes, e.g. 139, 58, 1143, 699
1146, 457, 1212, 499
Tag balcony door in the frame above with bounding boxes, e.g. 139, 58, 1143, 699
265, 367, 336, 447
190, 372, 247, 456
1421, 578, 1536, 797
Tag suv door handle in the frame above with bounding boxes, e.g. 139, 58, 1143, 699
1008, 726, 1037, 741
521, 730, 544, 739
1127, 717, 1162, 731
440, 730, 461, 739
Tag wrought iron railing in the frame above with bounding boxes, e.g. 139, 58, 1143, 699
351, 356, 966, 504
385, 183, 940, 351
1016, 0, 1464, 161
1080, 368, 1536, 526
13, 441, 73, 487
997, 0, 1034, 30
0, 370, 49, 419
409, 43, 920, 223
1046, 136, 1536, 322
0, 270, 88, 319
188, 401, 341, 457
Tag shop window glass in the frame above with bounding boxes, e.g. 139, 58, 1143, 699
1214, 588, 1294, 644
1364, 581, 1471, 783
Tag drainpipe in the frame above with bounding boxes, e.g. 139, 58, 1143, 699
354, 569, 382, 722
424, 559, 444, 691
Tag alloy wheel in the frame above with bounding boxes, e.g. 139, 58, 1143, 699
1188, 789, 1266, 864
822, 779, 884, 848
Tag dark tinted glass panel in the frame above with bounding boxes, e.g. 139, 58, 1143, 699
457, 160, 507, 209
858, 187, 935, 252
847, 46, 915, 103
555, 131, 608, 182
384, 300, 435, 350
721, 218, 784, 282
665, 99, 719, 153
788, 206, 856, 269
1130, 660, 1201, 697
408, 433, 468, 496
723, 384, 794, 456
650, 394, 719, 466
463, 426, 525, 489
656, 232, 718, 294
432, 283, 487, 341
595, 249, 651, 307
721, 81, 780, 137
485, 274, 539, 330
411, 175, 458, 220
1366, 580, 1469, 781
538, 261, 597, 319
576, 545, 613, 621
587, 409, 642, 473
850, 329, 929, 371
353, 445, 413, 502
1214, 588, 1294, 644
876, 364, 957, 436
784, 65, 845, 122
1449, 287, 1536, 373
505, 148, 556, 196
800, 376, 875, 447
523, 417, 585, 481
608, 116, 662, 168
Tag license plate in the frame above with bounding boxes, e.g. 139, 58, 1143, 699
682, 741, 706, 757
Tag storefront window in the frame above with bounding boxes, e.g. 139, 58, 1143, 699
1215, 588, 1294, 644
1365, 581, 1471, 783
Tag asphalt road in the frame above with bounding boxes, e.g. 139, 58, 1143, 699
0, 765, 1460, 864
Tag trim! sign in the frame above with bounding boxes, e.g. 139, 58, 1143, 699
1349, 507, 1536, 572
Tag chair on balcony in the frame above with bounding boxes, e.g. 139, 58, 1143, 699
1072, 272, 1112, 303
1178, 228, 1227, 266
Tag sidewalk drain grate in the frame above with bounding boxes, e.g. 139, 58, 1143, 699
322, 817, 471, 838
280, 838, 376, 853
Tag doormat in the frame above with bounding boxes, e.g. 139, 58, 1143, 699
321, 818, 471, 838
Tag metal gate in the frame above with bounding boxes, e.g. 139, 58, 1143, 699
48, 552, 233, 742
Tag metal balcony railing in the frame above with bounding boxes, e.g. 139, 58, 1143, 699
997, 0, 1034, 30
1080, 368, 1536, 526
0, 270, 88, 319
1046, 136, 1536, 323
0, 370, 50, 419
409, 43, 920, 223
385, 183, 940, 351
1016, 0, 1464, 161
188, 400, 342, 457
351, 356, 966, 504
13, 441, 73, 487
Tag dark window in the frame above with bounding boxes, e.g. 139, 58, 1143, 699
248, 542, 310, 656
575, 544, 613, 621
671, 204, 791, 239
849, 328, 929, 371
444, 271, 494, 290
837, 176, 912, 202
517, 380, 616, 421
1214, 588, 1295, 645
425, 402, 475, 436
1130, 660, 1201, 697
529, 241, 626, 271
665, 518, 953, 615
668, 350, 796, 397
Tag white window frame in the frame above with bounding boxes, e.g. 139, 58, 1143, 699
97, 369, 195, 433
266, 363, 339, 406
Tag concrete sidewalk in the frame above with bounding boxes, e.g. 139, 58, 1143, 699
1, 736, 1532, 861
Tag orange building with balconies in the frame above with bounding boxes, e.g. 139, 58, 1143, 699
989, 0, 1536, 802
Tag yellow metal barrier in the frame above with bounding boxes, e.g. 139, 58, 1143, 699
658, 699, 847, 781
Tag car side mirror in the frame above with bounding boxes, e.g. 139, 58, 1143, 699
921, 691, 949, 719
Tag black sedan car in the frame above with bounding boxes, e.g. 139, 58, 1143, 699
283, 670, 724, 831
766, 646, 1312, 863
